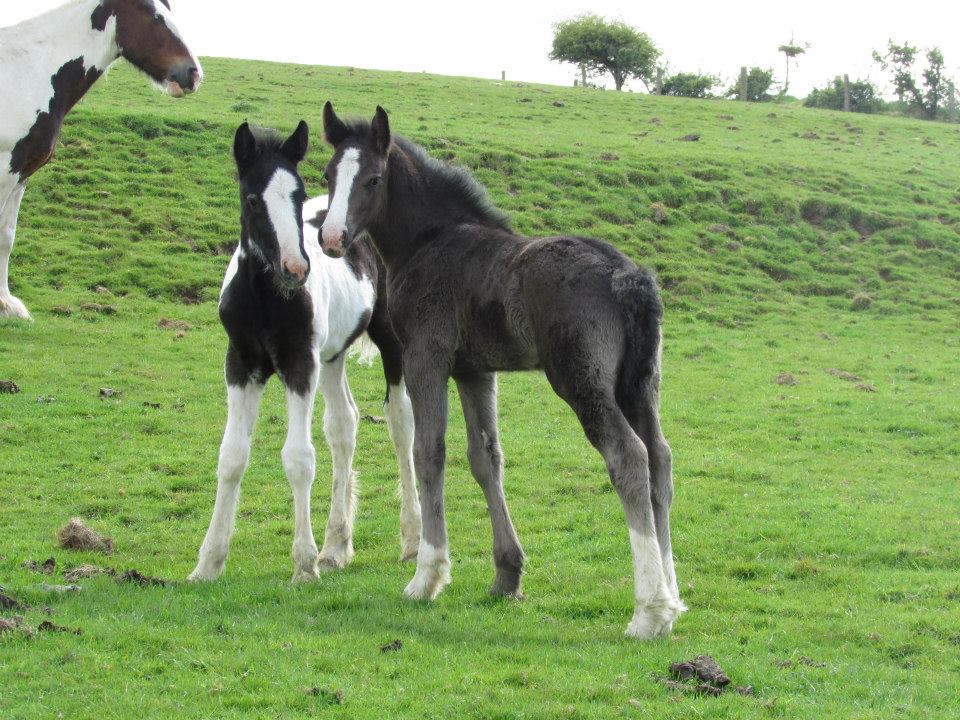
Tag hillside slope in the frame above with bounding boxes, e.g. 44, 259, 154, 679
11, 57, 960, 321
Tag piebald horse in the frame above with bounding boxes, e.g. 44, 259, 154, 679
319, 103, 684, 639
0, 0, 202, 319
188, 122, 421, 583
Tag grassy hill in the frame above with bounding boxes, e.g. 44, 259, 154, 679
1, 58, 958, 719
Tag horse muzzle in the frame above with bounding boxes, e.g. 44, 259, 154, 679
280, 258, 310, 289
320, 226, 349, 259
165, 63, 203, 97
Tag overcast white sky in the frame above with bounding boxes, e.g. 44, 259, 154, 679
3, 1, 957, 97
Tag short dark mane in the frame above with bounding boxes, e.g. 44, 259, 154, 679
342, 119, 511, 231
248, 126, 285, 155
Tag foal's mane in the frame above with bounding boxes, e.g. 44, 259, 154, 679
247, 126, 286, 157
341, 118, 511, 231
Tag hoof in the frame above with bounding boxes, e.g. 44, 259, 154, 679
317, 545, 352, 571
0, 295, 32, 321
402, 567, 451, 601
292, 566, 321, 584
187, 566, 221, 582
624, 597, 684, 640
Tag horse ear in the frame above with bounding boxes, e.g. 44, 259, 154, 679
234, 122, 257, 173
281, 120, 309, 165
323, 101, 350, 147
371, 105, 391, 155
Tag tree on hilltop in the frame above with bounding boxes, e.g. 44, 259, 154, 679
550, 14, 660, 91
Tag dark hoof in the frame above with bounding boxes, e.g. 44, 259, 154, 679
489, 585, 525, 601
490, 567, 523, 598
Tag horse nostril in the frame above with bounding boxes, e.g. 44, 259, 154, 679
186, 66, 200, 89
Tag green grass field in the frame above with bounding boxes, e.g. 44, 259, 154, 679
1, 58, 959, 718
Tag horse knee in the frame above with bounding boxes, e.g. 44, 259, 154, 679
467, 430, 502, 487
282, 441, 315, 483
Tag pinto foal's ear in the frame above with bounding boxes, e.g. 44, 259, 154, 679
323, 101, 350, 147
281, 120, 309, 165
234, 122, 257, 173
371, 105, 391, 155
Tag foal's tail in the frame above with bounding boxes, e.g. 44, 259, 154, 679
348, 332, 380, 367
611, 266, 663, 405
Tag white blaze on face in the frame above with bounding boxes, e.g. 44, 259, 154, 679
264, 169, 307, 279
321, 148, 361, 253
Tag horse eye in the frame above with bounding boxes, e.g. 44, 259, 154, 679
367, 176, 382, 189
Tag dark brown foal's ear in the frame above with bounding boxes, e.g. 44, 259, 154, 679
323, 101, 350, 147
371, 105, 391, 155
233, 121, 257, 173
281, 120, 309, 165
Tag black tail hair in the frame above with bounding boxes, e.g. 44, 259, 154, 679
611, 267, 663, 406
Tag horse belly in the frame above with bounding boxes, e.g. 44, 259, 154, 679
457, 298, 539, 373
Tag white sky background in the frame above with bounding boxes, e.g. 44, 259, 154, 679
2, 1, 957, 97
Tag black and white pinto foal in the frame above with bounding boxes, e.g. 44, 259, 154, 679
320, 104, 684, 639
0, 0, 202, 319
188, 122, 420, 582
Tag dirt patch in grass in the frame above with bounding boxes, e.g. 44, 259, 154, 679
80, 302, 117, 315
380, 639, 403, 653
0, 380, 20, 394
57, 518, 114, 554
657, 655, 754, 697
775, 372, 798, 386
826, 368, 863, 383
0, 589, 22, 610
118, 569, 168, 587
63, 565, 115, 582
38, 620, 82, 636
157, 317, 192, 331
21, 558, 56, 574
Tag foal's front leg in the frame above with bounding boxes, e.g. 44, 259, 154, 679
317, 354, 360, 570
403, 363, 452, 600
283, 361, 322, 582
189, 379, 265, 581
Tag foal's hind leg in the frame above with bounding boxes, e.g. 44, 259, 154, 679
283, 362, 323, 582
0, 182, 31, 320
548, 369, 680, 639
384, 379, 421, 561
189, 379, 265, 581
456, 373, 525, 597
621, 378, 684, 609
317, 354, 360, 570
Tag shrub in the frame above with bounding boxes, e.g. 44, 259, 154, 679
804, 77, 885, 113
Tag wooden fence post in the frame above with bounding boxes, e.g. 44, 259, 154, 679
655, 68, 663, 95
949, 81, 958, 123
843, 74, 851, 112
580, 64, 587, 88
739, 66, 748, 101
501, 70, 505, 82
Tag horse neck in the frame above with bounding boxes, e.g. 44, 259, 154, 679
16, 1, 121, 75
368, 148, 462, 270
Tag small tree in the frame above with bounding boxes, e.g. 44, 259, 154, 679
873, 41, 949, 119
550, 14, 660, 91
660, 72, 718, 98
727, 67, 775, 102
872, 41, 919, 105
804, 77, 885, 113
921, 48, 946, 119
778, 36, 808, 96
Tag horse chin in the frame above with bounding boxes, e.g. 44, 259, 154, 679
161, 79, 186, 98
